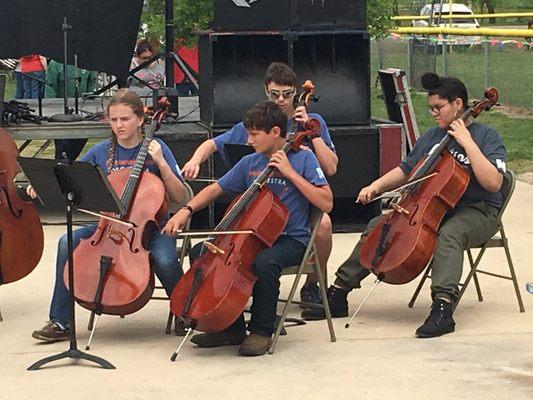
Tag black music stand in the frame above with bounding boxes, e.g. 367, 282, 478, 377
223, 144, 254, 168
19, 157, 124, 370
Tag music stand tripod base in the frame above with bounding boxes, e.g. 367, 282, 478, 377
19, 158, 124, 371
28, 348, 115, 370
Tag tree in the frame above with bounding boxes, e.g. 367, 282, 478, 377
473, 0, 497, 24
368, 0, 396, 38
141, 0, 212, 46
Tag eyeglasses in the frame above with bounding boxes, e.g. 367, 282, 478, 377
427, 102, 450, 115
266, 89, 295, 100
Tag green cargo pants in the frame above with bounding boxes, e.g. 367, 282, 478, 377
334, 201, 499, 303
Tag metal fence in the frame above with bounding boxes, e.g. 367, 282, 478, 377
372, 36, 533, 110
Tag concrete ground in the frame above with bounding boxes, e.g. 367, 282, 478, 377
1, 181, 533, 399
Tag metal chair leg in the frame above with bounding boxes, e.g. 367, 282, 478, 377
312, 249, 335, 343
467, 248, 484, 302
501, 233, 525, 312
165, 312, 174, 335
408, 264, 431, 308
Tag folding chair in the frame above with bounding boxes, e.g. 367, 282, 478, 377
269, 207, 336, 354
408, 170, 525, 313
150, 180, 195, 333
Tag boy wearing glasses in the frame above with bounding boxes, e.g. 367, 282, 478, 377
182, 62, 337, 305
302, 73, 506, 339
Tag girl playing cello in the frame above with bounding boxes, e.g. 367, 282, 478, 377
30, 89, 186, 341
303, 73, 506, 338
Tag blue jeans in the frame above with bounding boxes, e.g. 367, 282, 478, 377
21, 71, 45, 99
190, 235, 306, 336
50, 224, 182, 327
14, 71, 24, 99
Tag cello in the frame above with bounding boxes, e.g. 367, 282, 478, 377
0, 128, 44, 285
170, 83, 320, 341
359, 88, 500, 284
64, 101, 169, 320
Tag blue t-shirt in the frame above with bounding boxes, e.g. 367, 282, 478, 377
217, 150, 328, 245
81, 137, 183, 181
212, 113, 335, 167
399, 122, 506, 209
81, 138, 183, 225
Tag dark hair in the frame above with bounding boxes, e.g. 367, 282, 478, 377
264, 62, 297, 87
135, 39, 154, 57
421, 72, 468, 109
243, 101, 288, 137
106, 89, 144, 172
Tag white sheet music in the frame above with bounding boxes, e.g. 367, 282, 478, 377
232, 0, 251, 7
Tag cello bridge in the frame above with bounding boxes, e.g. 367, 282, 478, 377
107, 228, 132, 246
391, 203, 409, 215
204, 241, 225, 255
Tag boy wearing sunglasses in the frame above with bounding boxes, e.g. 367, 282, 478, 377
182, 62, 337, 306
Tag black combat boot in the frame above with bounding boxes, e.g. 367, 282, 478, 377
415, 299, 455, 338
301, 285, 349, 320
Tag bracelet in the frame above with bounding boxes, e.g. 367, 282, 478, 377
181, 205, 194, 215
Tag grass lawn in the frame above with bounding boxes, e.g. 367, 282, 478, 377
373, 38, 533, 109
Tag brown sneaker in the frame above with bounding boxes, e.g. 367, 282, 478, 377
190, 330, 246, 348
32, 321, 70, 342
238, 333, 271, 356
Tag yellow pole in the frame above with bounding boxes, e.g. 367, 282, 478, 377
391, 27, 533, 38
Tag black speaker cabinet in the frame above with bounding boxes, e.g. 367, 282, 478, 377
327, 125, 381, 232
199, 31, 370, 128
212, 0, 366, 32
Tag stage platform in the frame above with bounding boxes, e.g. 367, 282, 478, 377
3, 96, 208, 140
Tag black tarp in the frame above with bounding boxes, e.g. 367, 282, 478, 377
0, 0, 143, 79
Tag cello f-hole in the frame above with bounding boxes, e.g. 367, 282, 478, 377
408, 204, 419, 226
224, 242, 236, 267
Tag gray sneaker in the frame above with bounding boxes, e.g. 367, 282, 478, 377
32, 321, 70, 342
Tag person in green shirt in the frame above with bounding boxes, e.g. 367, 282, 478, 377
45, 59, 97, 160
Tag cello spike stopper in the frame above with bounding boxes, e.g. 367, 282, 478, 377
170, 327, 193, 361
344, 278, 382, 329
85, 313, 100, 350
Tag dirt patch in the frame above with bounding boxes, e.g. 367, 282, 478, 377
494, 105, 533, 120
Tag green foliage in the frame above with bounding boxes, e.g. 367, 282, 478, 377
141, 0, 212, 47
368, 0, 396, 38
